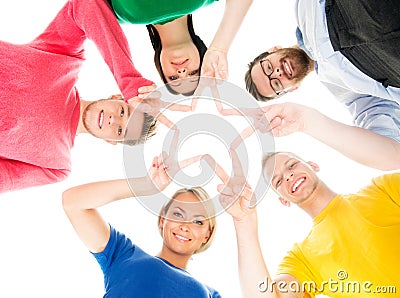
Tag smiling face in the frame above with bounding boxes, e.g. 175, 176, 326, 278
82, 99, 143, 142
159, 192, 213, 257
263, 153, 320, 206
160, 43, 201, 94
250, 48, 311, 98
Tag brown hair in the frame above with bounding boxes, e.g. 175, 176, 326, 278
119, 112, 158, 146
245, 51, 277, 102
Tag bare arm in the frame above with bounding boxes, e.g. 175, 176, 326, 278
216, 150, 304, 297
63, 179, 133, 253
201, 0, 253, 79
63, 127, 202, 253
62, 155, 170, 253
264, 103, 400, 170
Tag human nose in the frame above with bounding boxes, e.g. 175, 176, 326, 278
179, 222, 189, 232
107, 114, 121, 126
284, 170, 294, 182
271, 66, 283, 79
177, 68, 188, 78
107, 114, 114, 125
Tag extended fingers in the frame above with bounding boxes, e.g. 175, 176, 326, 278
179, 155, 203, 169
202, 155, 229, 184
229, 149, 245, 178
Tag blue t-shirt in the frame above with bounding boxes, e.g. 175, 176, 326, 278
93, 226, 221, 298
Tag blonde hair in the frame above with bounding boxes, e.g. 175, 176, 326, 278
158, 187, 217, 254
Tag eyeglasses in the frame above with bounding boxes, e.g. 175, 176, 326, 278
259, 59, 289, 97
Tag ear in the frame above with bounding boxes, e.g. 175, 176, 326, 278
268, 45, 282, 53
202, 228, 211, 244
307, 161, 320, 172
107, 94, 123, 100
279, 197, 291, 207
104, 140, 117, 145
159, 216, 165, 231
288, 85, 300, 92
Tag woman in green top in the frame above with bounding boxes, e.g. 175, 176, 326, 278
106, 0, 252, 95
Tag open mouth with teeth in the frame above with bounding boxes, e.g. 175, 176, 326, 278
291, 177, 306, 193
98, 110, 104, 129
283, 60, 293, 78
173, 233, 191, 242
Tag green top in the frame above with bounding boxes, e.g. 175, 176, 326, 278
110, 0, 218, 25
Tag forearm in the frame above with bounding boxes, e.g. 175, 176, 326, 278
209, 0, 253, 51
63, 176, 160, 211
62, 176, 158, 253
71, 0, 153, 99
304, 110, 400, 170
234, 213, 275, 298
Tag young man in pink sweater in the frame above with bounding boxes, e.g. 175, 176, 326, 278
0, 0, 156, 193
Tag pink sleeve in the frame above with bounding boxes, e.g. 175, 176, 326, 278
0, 159, 70, 194
72, 0, 154, 99
31, 0, 154, 100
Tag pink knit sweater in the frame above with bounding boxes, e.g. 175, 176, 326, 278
0, 0, 153, 193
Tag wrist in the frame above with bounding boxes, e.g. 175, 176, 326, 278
208, 46, 228, 53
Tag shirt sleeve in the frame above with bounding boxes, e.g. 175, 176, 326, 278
371, 173, 400, 207
344, 93, 400, 142
92, 225, 135, 275
207, 286, 222, 298
0, 158, 69, 194
277, 244, 317, 297
44, 0, 154, 100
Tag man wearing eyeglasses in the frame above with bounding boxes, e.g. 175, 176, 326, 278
244, 0, 400, 171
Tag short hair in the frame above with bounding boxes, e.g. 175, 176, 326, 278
158, 187, 217, 254
261, 151, 305, 183
146, 14, 207, 96
245, 51, 277, 102
119, 112, 158, 146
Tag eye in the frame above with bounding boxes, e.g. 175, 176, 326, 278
289, 162, 298, 169
275, 178, 282, 188
117, 127, 123, 136
267, 61, 274, 73
168, 75, 179, 81
272, 79, 284, 91
173, 212, 183, 219
120, 107, 125, 117
188, 69, 199, 76
193, 220, 204, 226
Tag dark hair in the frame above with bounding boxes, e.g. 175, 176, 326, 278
146, 14, 207, 96
244, 51, 277, 102
119, 112, 158, 146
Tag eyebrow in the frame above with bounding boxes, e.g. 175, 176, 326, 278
174, 206, 207, 219
124, 104, 131, 138
271, 158, 296, 185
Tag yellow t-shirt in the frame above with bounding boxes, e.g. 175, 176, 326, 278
277, 173, 400, 297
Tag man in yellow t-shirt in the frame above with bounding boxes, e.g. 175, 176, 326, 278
219, 151, 400, 298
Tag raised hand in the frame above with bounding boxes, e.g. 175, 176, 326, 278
203, 150, 256, 221
201, 48, 229, 80
261, 102, 313, 137
148, 128, 205, 192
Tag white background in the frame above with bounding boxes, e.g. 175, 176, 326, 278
0, 0, 383, 297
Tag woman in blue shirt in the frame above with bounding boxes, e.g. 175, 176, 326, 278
62, 154, 222, 297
